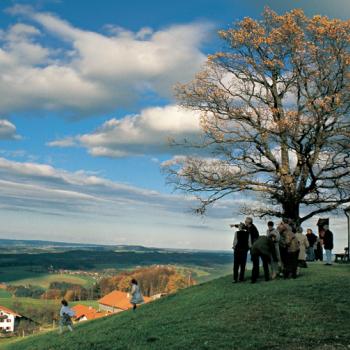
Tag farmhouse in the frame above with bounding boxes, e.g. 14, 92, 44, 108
0, 306, 21, 333
98, 290, 151, 313
71, 304, 109, 322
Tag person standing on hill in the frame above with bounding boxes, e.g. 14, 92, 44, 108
231, 223, 251, 283
305, 229, 317, 261
295, 227, 309, 270
266, 221, 281, 279
245, 217, 259, 245
322, 225, 334, 265
130, 279, 144, 310
315, 232, 324, 261
59, 299, 75, 334
250, 234, 278, 283
278, 220, 300, 279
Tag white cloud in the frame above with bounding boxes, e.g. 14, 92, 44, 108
0, 119, 20, 140
0, 6, 210, 117
0, 155, 251, 249
0, 155, 347, 250
0, 156, 191, 214
46, 136, 76, 147
49, 105, 202, 157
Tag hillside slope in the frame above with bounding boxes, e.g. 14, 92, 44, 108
3, 264, 350, 350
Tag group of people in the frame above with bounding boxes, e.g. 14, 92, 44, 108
305, 227, 334, 264
58, 278, 144, 334
231, 217, 334, 284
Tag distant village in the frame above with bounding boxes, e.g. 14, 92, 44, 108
0, 264, 190, 338
0, 289, 166, 336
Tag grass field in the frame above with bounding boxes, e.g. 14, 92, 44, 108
11, 274, 95, 289
0, 267, 95, 289
0, 289, 11, 298
0, 297, 99, 309
0, 297, 58, 309
0, 268, 44, 283
176, 263, 233, 283
3, 263, 349, 350
70, 300, 99, 309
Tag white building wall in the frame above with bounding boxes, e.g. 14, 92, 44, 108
98, 304, 123, 314
0, 311, 15, 332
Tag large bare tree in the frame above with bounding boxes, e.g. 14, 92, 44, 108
164, 9, 350, 225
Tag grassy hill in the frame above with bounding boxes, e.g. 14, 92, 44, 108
3, 264, 350, 350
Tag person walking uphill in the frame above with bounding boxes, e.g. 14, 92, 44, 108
231, 223, 251, 283
130, 279, 144, 310
250, 234, 277, 283
59, 299, 75, 334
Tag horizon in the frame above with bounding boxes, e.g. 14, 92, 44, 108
0, 0, 349, 251
0, 236, 233, 252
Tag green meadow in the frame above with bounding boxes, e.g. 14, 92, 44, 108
0, 267, 96, 289
3, 263, 349, 350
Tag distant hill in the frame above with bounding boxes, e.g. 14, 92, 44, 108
0, 238, 150, 251
0, 239, 233, 275
3, 264, 350, 350
0, 238, 230, 253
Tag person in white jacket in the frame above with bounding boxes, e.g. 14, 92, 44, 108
130, 279, 144, 311
296, 227, 309, 270
59, 299, 75, 334
266, 221, 281, 279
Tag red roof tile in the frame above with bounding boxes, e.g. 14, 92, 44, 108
98, 290, 151, 310
0, 305, 21, 317
71, 304, 109, 321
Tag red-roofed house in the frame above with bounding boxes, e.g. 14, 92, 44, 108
71, 304, 109, 322
0, 306, 21, 333
98, 290, 151, 313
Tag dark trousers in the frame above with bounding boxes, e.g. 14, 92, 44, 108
251, 253, 270, 282
233, 249, 248, 281
284, 250, 299, 279
280, 246, 287, 267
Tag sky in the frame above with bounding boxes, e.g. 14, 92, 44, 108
0, 0, 349, 250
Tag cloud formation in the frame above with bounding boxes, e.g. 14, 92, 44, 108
0, 119, 20, 140
0, 156, 201, 216
0, 155, 347, 250
48, 105, 202, 157
0, 153, 251, 249
0, 6, 209, 117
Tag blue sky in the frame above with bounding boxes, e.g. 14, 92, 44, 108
0, 0, 349, 250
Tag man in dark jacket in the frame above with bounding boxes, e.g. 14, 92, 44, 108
231, 223, 251, 282
306, 228, 317, 261
245, 217, 259, 245
322, 225, 334, 265
250, 235, 277, 283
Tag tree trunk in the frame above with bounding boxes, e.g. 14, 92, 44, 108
282, 200, 301, 227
